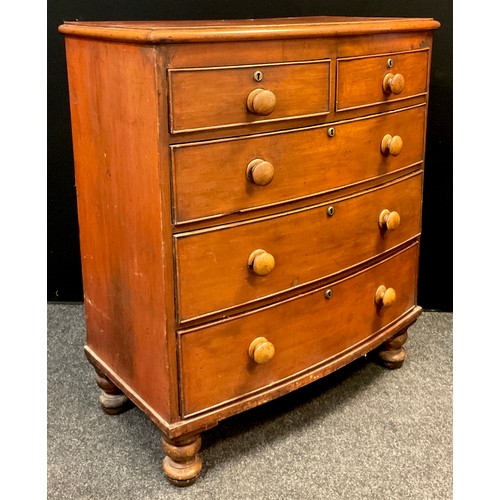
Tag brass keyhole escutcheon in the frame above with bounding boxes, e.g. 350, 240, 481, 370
253, 70, 263, 82
327, 127, 335, 137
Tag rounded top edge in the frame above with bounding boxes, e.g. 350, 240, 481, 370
58, 17, 441, 44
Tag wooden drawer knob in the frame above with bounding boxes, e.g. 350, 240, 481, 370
382, 73, 405, 95
381, 134, 403, 156
248, 337, 275, 364
375, 285, 396, 307
248, 249, 275, 276
247, 88, 276, 116
378, 209, 401, 231
246, 159, 275, 186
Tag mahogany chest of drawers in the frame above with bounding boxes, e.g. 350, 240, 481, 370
59, 16, 440, 486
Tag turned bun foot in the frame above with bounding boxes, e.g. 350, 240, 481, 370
162, 435, 202, 487
377, 330, 408, 369
95, 372, 132, 415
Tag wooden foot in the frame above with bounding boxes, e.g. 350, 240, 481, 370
377, 329, 408, 369
162, 435, 202, 487
95, 371, 132, 415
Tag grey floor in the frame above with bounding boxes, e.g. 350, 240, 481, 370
48, 304, 452, 499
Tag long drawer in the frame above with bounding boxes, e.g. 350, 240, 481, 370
174, 172, 422, 321
171, 106, 426, 223
178, 243, 419, 416
168, 59, 331, 134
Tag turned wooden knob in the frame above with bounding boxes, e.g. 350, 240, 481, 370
381, 134, 403, 156
246, 159, 275, 186
247, 88, 276, 115
375, 285, 397, 307
382, 73, 405, 95
248, 337, 275, 364
378, 209, 401, 231
248, 249, 275, 276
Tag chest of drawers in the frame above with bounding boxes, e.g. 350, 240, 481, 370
59, 16, 440, 486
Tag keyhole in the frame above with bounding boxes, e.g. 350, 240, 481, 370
253, 71, 263, 82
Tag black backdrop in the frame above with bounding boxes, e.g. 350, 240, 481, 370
47, 0, 452, 311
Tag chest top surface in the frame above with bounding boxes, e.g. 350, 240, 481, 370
59, 16, 440, 43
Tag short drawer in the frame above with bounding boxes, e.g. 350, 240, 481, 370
336, 49, 429, 112
171, 105, 426, 223
174, 172, 422, 321
168, 59, 331, 133
178, 243, 418, 416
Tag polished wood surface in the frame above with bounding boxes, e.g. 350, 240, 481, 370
336, 49, 429, 111
163, 32, 433, 144
95, 370, 131, 415
171, 105, 425, 223
64, 37, 172, 418
377, 329, 409, 369
175, 173, 422, 321
60, 16, 438, 485
59, 17, 440, 43
178, 244, 418, 416
168, 60, 330, 133
161, 435, 202, 486
84, 305, 422, 441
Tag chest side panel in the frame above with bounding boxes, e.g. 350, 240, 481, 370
65, 37, 173, 420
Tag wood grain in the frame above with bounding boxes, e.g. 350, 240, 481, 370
84, 306, 421, 439
162, 32, 434, 143
59, 17, 440, 44
171, 105, 426, 223
162, 435, 202, 486
64, 38, 171, 419
168, 60, 330, 133
174, 172, 423, 321
377, 329, 409, 369
178, 243, 419, 416
336, 49, 429, 111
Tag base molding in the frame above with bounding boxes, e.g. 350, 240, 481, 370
85, 306, 421, 439
85, 307, 421, 487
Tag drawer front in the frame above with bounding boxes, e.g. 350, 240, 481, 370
172, 106, 425, 223
175, 172, 422, 321
179, 243, 418, 416
168, 60, 331, 133
336, 49, 429, 112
